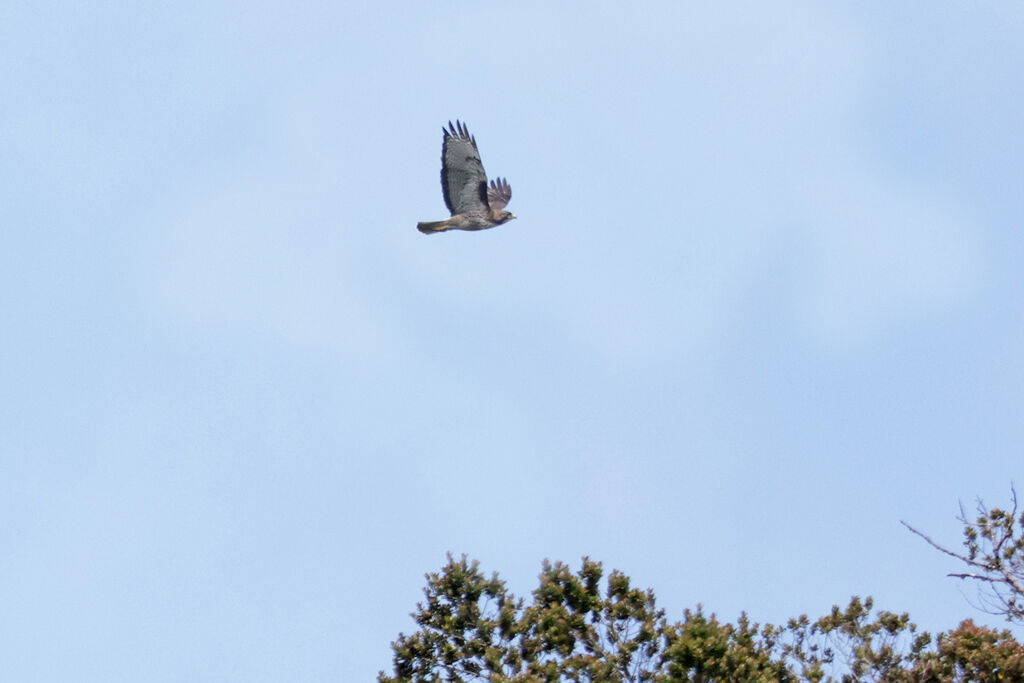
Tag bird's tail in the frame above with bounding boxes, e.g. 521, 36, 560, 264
417, 220, 450, 234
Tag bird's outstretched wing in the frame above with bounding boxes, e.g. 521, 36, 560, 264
487, 177, 512, 211
441, 120, 490, 215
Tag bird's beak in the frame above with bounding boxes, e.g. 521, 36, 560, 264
509, 213, 517, 220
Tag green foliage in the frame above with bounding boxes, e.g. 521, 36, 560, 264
906, 620, 1024, 682
379, 554, 667, 683
379, 554, 526, 682
522, 558, 664, 682
662, 609, 791, 682
380, 556, 1024, 683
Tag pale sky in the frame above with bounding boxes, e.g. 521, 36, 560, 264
2, 2, 1022, 680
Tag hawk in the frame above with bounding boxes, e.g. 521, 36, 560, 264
417, 120, 516, 234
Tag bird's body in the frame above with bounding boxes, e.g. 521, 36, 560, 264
417, 213, 505, 233
417, 121, 515, 234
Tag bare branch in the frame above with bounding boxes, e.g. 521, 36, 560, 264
999, 564, 1024, 599
948, 572, 1001, 582
906, 487, 1024, 624
900, 521, 990, 570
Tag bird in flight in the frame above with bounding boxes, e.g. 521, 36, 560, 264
417, 120, 515, 234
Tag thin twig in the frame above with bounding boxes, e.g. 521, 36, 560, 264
948, 572, 1003, 582
900, 521, 990, 570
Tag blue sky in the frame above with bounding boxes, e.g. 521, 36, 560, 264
2, 2, 1022, 680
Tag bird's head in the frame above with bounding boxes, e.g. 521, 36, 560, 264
500, 211, 517, 223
